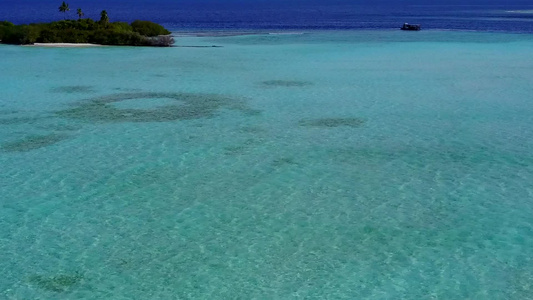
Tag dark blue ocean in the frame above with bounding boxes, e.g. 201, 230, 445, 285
1, 0, 533, 33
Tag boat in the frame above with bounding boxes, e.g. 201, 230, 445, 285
400, 23, 421, 31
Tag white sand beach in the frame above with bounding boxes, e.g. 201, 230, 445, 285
29, 43, 102, 47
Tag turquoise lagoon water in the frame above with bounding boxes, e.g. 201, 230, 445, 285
1, 31, 533, 299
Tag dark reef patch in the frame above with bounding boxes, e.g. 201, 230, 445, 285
272, 157, 299, 167
113, 88, 143, 92
50, 85, 96, 94
0, 111, 63, 126
0, 116, 45, 125
260, 80, 313, 88
36, 123, 83, 132
1, 134, 69, 152
0, 110, 19, 115
56, 92, 259, 123
239, 126, 266, 134
224, 145, 249, 155
28, 272, 83, 293
0, 113, 82, 133
299, 118, 365, 128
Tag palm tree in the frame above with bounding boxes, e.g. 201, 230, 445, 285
77, 8, 84, 20
100, 10, 109, 27
58, 2, 70, 20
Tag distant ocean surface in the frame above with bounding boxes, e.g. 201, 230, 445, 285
1, 0, 533, 33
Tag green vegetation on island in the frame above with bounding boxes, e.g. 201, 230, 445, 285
0, 2, 174, 46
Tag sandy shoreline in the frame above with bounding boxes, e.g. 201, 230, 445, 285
27, 43, 103, 48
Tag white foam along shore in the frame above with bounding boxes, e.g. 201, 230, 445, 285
506, 10, 533, 14
27, 43, 103, 47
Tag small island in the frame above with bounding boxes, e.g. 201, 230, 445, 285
0, 2, 174, 47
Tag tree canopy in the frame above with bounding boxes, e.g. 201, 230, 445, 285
58, 2, 70, 19
0, 19, 174, 46
0, 3, 174, 46
100, 10, 109, 27
131, 20, 171, 37
76, 8, 84, 20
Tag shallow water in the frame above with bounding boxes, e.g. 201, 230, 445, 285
1, 31, 533, 299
